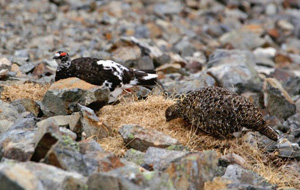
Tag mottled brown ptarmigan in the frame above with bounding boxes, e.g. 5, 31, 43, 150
165, 86, 279, 141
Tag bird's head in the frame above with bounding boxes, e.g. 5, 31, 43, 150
165, 104, 181, 122
53, 51, 70, 64
53, 51, 71, 69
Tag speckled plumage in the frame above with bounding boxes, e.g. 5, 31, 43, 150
165, 86, 279, 141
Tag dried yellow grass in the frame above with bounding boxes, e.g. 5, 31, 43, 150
1, 83, 299, 188
204, 177, 230, 190
98, 95, 300, 189
1, 82, 50, 101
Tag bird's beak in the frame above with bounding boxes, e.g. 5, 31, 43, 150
53, 53, 60, 59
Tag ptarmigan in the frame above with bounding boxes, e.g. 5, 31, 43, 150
53, 51, 157, 101
165, 86, 279, 141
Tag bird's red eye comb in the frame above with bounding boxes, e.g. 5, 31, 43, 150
60, 52, 67, 56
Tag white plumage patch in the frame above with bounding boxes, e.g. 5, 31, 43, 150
142, 73, 157, 80
97, 60, 128, 81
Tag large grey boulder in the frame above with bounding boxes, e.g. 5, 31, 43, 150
207, 49, 262, 93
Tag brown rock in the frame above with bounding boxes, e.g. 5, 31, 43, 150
32, 63, 54, 78
156, 63, 182, 74
111, 45, 141, 63
165, 151, 219, 190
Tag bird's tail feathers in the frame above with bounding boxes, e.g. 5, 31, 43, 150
133, 69, 158, 87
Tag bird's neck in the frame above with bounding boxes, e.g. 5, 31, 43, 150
56, 57, 71, 71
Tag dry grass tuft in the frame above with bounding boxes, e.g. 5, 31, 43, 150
1, 82, 50, 102
204, 177, 230, 190
98, 95, 300, 189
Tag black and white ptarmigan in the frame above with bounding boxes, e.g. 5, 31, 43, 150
53, 51, 157, 101
165, 86, 280, 141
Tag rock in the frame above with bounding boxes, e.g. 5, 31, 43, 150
42, 136, 89, 175
207, 49, 262, 93
283, 76, 300, 97
32, 62, 54, 79
153, 1, 183, 15
162, 72, 215, 95
135, 25, 150, 39
119, 124, 179, 152
130, 86, 152, 99
253, 47, 276, 67
11, 99, 42, 117
19, 63, 35, 74
0, 160, 86, 190
219, 30, 265, 50
263, 78, 296, 120
224, 8, 248, 20
154, 54, 171, 67
0, 117, 37, 161
265, 3, 277, 15
282, 113, 300, 139
296, 98, 300, 113
87, 163, 174, 190
185, 51, 206, 73
0, 120, 14, 135
60, 176, 87, 190
144, 147, 190, 170
165, 151, 219, 190
173, 38, 195, 57
79, 105, 113, 139
156, 63, 182, 74
37, 112, 81, 136
78, 139, 103, 154
0, 162, 42, 190
0, 57, 11, 70
270, 68, 295, 82
0, 69, 9, 80
124, 148, 145, 165
277, 19, 294, 31
14, 49, 29, 60
41, 77, 110, 116
111, 45, 141, 65
241, 91, 263, 108
220, 153, 246, 168
136, 56, 155, 70
59, 127, 77, 140
43, 135, 124, 176
30, 118, 61, 162
0, 99, 20, 129
221, 164, 275, 189
275, 139, 300, 158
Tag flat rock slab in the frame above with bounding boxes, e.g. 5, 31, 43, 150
119, 124, 179, 152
